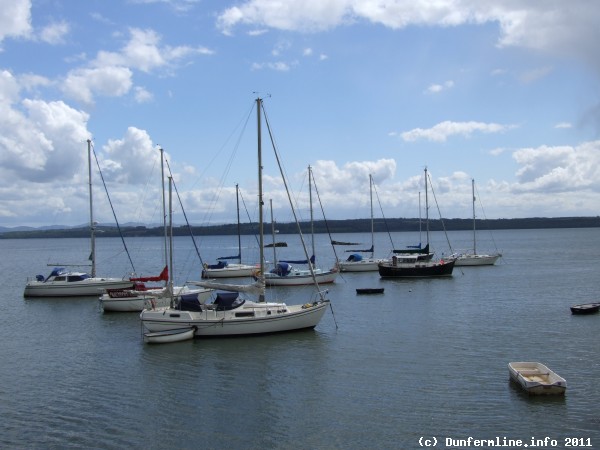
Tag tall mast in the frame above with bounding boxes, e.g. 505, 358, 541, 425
236, 183, 242, 262
424, 167, 430, 248
168, 176, 174, 306
369, 174, 374, 257
471, 178, 476, 254
257, 97, 265, 302
270, 199, 276, 266
87, 139, 96, 277
160, 148, 168, 283
308, 165, 315, 262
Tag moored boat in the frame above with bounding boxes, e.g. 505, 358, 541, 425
570, 303, 600, 315
378, 255, 455, 278
508, 362, 567, 395
144, 327, 196, 344
356, 288, 384, 295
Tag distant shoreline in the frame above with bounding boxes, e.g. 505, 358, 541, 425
1, 216, 598, 239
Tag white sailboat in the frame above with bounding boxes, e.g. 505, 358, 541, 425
338, 174, 390, 272
24, 140, 134, 297
453, 179, 502, 266
100, 150, 212, 311
140, 97, 331, 337
262, 165, 338, 286
201, 184, 259, 278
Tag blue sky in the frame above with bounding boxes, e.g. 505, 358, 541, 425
1, 0, 599, 228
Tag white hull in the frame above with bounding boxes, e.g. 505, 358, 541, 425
264, 269, 338, 286
454, 253, 501, 266
100, 287, 213, 312
338, 258, 389, 272
141, 300, 329, 336
24, 278, 133, 297
144, 327, 195, 344
508, 362, 567, 395
202, 264, 259, 278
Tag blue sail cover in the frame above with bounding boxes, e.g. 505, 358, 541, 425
207, 261, 228, 269
271, 262, 292, 276
346, 254, 363, 262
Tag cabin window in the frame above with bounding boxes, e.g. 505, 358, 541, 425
54, 276, 66, 281
235, 312, 255, 318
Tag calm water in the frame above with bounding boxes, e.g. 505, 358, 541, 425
1, 228, 600, 449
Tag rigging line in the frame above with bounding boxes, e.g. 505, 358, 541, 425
426, 171, 454, 255
238, 187, 261, 248
372, 181, 396, 252
309, 169, 340, 262
474, 182, 500, 253
164, 158, 204, 266
261, 100, 326, 301
187, 101, 256, 192
90, 142, 136, 273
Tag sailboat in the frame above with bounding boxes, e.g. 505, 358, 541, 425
378, 167, 455, 278
392, 192, 433, 260
262, 165, 338, 286
139, 97, 331, 337
23, 140, 134, 297
201, 184, 259, 278
453, 179, 502, 266
100, 149, 212, 312
338, 174, 390, 272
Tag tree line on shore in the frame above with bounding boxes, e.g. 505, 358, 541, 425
1, 216, 599, 239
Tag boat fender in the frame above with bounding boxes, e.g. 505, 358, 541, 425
150, 298, 156, 310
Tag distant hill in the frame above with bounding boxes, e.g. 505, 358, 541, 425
1, 216, 599, 239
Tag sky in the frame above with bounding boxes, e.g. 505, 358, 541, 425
1, 0, 600, 229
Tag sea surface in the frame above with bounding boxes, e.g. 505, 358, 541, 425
1, 228, 599, 449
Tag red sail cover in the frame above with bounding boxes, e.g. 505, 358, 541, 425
130, 266, 169, 282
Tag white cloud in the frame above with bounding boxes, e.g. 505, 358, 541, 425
555, 122, 572, 129
62, 66, 133, 104
0, 0, 32, 44
60, 27, 212, 104
425, 80, 454, 94
39, 20, 70, 45
401, 121, 516, 142
511, 141, 600, 193
134, 86, 154, 103
216, 1, 600, 71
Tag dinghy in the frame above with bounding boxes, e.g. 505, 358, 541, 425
570, 303, 600, 315
508, 362, 566, 395
144, 327, 196, 344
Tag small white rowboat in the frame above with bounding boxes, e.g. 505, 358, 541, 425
508, 362, 567, 395
144, 327, 196, 344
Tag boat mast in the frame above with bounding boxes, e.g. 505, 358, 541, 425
87, 139, 96, 277
309, 165, 315, 264
236, 183, 242, 263
424, 167, 430, 248
369, 174, 374, 257
257, 97, 265, 302
471, 178, 476, 255
168, 176, 174, 306
160, 148, 168, 284
270, 199, 276, 266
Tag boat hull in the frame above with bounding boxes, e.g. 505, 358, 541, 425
264, 269, 338, 286
338, 259, 388, 272
508, 362, 567, 395
356, 288, 384, 295
140, 300, 329, 337
202, 264, 259, 279
378, 259, 455, 278
454, 253, 501, 266
570, 303, 600, 315
24, 278, 134, 297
